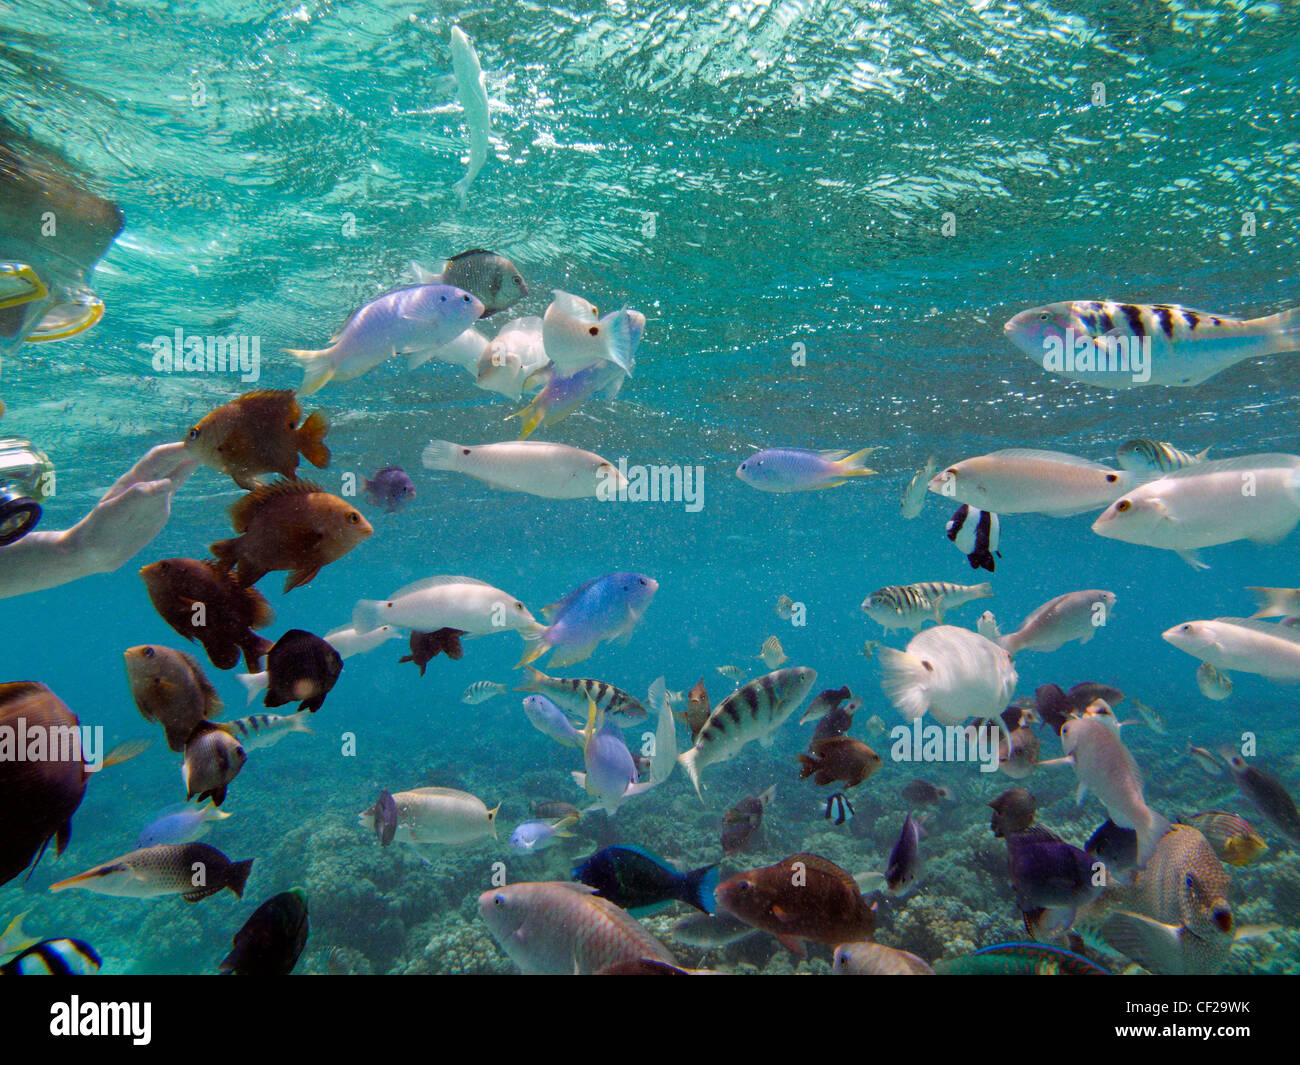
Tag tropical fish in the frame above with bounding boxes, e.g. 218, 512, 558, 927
824, 792, 854, 826
123, 645, 223, 752
358, 787, 499, 850
532, 801, 582, 820
678, 667, 818, 801
1085, 820, 1139, 878
398, 628, 465, 676
647, 677, 677, 786
1101, 824, 1233, 974
901, 457, 938, 519
716, 665, 745, 683
863, 581, 994, 632
901, 780, 951, 804
237, 623, 398, 704
1130, 698, 1167, 736
1033, 681, 1124, 735
998, 590, 1117, 655
669, 911, 758, 949
797, 737, 881, 788
573, 703, 649, 816
876, 626, 1017, 725
139, 558, 274, 672
49, 842, 253, 902
0, 682, 147, 888
935, 942, 1108, 975
0, 938, 101, 975
213, 712, 312, 752
1222, 754, 1300, 843
432, 249, 527, 317
720, 786, 775, 855
774, 594, 797, 619
219, 889, 309, 975
136, 802, 232, 848
1004, 299, 1300, 389
808, 693, 861, 748
989, 788, 1037, 838
1182, 811, 1267, 867
509, 815, 580, 855
362, 466, 416, 512
422, 439, 624, 499
930, 449, 1130, 517
571, 845, 718, 916
834, 941, 934, 975
716, 853, 874, 954
462, 680, 508, 705
735, 446, 879, 492
798, 685, 855, 727
1004, 826, 1101, 937
946, 504, 1001, 571
1163, 617, 1300, 680
1187, 744, 1224, 777
211, 480, 372, 593
541, 290, 635, 376
757, 635, 787, 669
477, 881, 676, 975
263, 629, 342, 713
522, 694, 583, 748
183, 722, 247, 806
371, 790, 398, 846
515, 667, 645, 723
681, 679, 711, 740
449, 27, 490, 206
885, 811, 924, 894
1115, 438, 1208, 475
353, 575, 538, 638
183, 389, 330, 490
1094, 455, 1300, 567
286, 283, 484, 394
518, 573, 658, 669
475, 317, 549, 399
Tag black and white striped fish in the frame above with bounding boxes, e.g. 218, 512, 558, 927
862, 581, 994, 632
824, 792, 854, 826
515, 667, 646, 723
215, 712, 312, 751
0, 938, 101, 975
1116, 438, 1209, 476
946, 504, 1001, 572
1005, 300, 1300, 388
678, 667, 817, 802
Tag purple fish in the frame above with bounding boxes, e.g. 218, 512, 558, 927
736, 447, 880, 492
364, 466, 416, 512
518, 572, 658, 669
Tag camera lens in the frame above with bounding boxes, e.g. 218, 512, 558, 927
0, 491, 41, 546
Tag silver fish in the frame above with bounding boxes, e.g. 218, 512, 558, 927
1116, 439, 1208, 475
515, 667, 645, 723
461, 681, 508, 705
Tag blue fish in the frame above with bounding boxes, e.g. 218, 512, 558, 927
136, 802, 231, 848
571, 845, 719, 916
736, 447, 879, 493
518, 572, 658, 669
364, 466, 416, 512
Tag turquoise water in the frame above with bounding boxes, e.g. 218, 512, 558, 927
1, 0, 1299, 975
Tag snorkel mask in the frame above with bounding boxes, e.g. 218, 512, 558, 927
0, 261, 105, 349
0, 436, 54, 546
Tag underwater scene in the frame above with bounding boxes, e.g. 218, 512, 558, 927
1, 0, 1299, 982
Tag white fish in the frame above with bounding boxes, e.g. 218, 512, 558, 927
757, 636, 787, 669
407, 321, 490, 371
833, 941, 935, 975
862, 581, 993, 633
999, 590, 1117, 655
901, 457, 938, 519
450, 26, 490, 207
1052, 706, 1170, 867
678, 667, 818, 802
716, 665, 745, 683
237, 623, 399, 704
1163, 618, 1300, 681
476, 317, 548, 400
775, 594, 797, 619
359, 786, 499, 848
1093, 455, 1300, 568
286, 284, 485, 394
541, 290, 634, 375
422, 438, 625, 499
214, 712, 312, 751
353, 575, 539, 637
648, 676, 677, 785
930, 449, 1131, 517
462, 680, 508, 705
1004, 299, 1300, 389
1130, 698, 1168, 736
875, 626, 1017, 725
946, 504, 1001, 572
1196, 662, 1233, 701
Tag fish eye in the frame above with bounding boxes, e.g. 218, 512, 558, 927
588, 326, 599, 336
493, 895, 504, 907
462, 294, 471, 302
347, 512, 360, 524
1105, 473, 1118, 483
515, 601, 523, 610
1116, 500, 1132, 512
1038, 312, 1049, 321
143, 647, 155, 658
187, 428, 199, 440
462, 448, 471, 456
639, 578, 647, 586
514, 276, 523, 285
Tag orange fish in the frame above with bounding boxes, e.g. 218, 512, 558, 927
797, 737, 882, 788
716, 853, 875, 954
184, 389, 330, 490
139, 558, 274, 671
211, 479, 371, 593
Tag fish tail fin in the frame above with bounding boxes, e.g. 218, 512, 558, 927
101, 737, 152, 770
508, 397, 545, 440
421, 439, 459, 471
874, 646, 931, 721
409, 260, 440, 283
685, 864, 721, 916
1246, 586, 1294, 619
352, 600, 386, 634
0, 911, 37, 955
297, 410, 331, 468
235, 671, 267, 706
552, 813, 581, 837
288, 713, 314, 735
487, 803, 500, 839
1135, 809, 1172, 869
678, 748, 705, 803
1256, 307, 1300, 354
974, 582, 994, 599
514, 627, 550, 669
285, 347, 336, 395
835, 446, 882, 478
209, 538, 239, 571
603, 308, 635, 374
226, 859, 254, 898
513, 666, 547, 693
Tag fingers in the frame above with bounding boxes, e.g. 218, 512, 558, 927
102, 443, 196, 504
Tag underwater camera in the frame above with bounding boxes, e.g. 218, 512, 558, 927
0, 436, 54, 546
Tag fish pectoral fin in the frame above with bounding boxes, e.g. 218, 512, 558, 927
1101, 912, 1188, 975
775, 932, 805, 956
1177, 549, 1210, 570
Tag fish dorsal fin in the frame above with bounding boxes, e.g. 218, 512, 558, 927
550, 289, 599, 322
229, 479, 325, 532
446, 248, 495, 263
554, 881, 600, 895
787, 852, 856, 887
1212, 617, 1300, 645
541, 577, 602, 621
406, 786, 475, 800
987, 448, 1119, 472
1011, 824, 1066, 845
387, 575, 497, 598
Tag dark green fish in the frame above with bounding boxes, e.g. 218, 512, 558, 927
936, 942, 1109, 975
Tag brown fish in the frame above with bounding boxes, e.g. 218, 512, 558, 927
183, 722, 247, 806
399, 628, 466, 676
989, 788, 1037, 838
797, 736, 881, 788
0, 683, 147, 887
140, 558, 274, 671
532, 800, 582, 820
210, 479, 372, 592
184, 389, 330, 490
123, 645, 223, 752
716, 853, 875, 953
679, 679, 710, 740
720, 784, 775, 856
